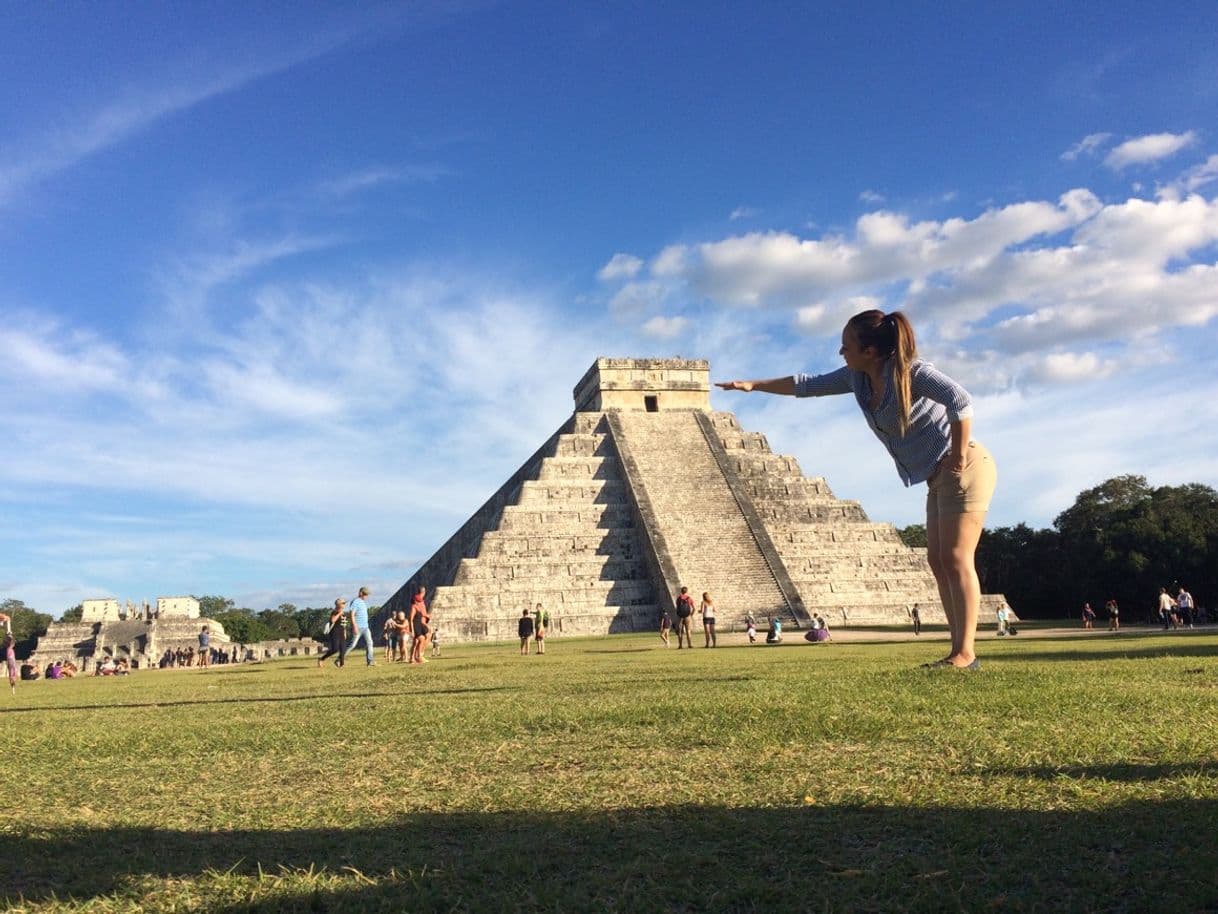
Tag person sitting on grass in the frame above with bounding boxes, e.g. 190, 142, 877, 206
518, 608, 535, 655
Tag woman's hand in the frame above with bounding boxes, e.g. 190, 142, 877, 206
938, 450, 970, 477
715, 380, 754, 392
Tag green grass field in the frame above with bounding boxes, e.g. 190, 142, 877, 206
3, 629, 1216, 912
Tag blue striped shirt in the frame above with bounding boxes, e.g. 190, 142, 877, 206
793, 359, 973, 486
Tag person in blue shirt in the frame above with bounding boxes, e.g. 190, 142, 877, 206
717, 309, 996, 670
345, 586, 375, 666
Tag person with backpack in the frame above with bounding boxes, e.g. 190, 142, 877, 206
674, 586, 695, 649
316, 598, 349, 668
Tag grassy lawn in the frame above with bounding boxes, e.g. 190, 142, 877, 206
3, 629, 1216, 912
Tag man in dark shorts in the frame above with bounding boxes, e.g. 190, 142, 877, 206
674, 586, 695, 649
518, 608, 535, 655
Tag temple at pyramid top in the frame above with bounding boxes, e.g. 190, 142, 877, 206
375, 357, 1009, 643
573, 358, 710, 412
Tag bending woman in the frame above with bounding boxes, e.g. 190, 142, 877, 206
716, 310, 996, 669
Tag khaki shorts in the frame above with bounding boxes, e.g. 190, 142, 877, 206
926, 441, 997, 518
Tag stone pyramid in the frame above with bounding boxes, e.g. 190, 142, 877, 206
375, 358, 1006, 641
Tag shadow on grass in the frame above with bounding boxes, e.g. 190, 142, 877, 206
6, 798, 1216, 912
997, 762, 1216, 782
0, 686, 512, 715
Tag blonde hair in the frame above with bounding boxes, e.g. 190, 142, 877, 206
847, 309, 918, 436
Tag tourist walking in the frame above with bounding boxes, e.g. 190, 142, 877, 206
674, 586, 695, 649
1105, 598, 1120, 631
700, 592, 717, 647
659, 608, 672, 647
317, 599, 349, 668
518, 608, 534, 655
409, 587, 430, 664
745, 611, 758, 644
1158, 588, 1177, 630
717, 309, 996, 670
346, 587, 375, 666
1176, 586, 1195, 629
1081, 603, 1096, 629
910, 603, 922, 636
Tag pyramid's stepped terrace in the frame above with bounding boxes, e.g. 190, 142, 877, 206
376, 413, 658, 640
610, 409, 795, 622
708, 412, 948, 623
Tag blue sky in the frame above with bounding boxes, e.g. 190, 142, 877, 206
3, 1, 1217, 616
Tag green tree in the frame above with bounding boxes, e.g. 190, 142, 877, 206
60, 604, 84, 623
257, 608, 301, 639
1, 598, 54, 659
196, 595, 236, 617
897, 524, 927, 548
211, 609, 271, 644
297, 607, 332, 642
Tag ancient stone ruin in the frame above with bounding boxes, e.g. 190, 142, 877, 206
375, 358, 1008, 641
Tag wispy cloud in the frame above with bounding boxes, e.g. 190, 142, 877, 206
0, 9, 437, 210
730, 205, 760, 221
1061, 132, 1113, 162
858, 189, 885, 204
1104, 131, 1197, 170
317, 164, 452, 197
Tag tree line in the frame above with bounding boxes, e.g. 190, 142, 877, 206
900, 475, 1218, 618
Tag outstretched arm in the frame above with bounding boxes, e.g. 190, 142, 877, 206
715, 377, 797, 395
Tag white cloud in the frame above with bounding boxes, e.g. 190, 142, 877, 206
636, 190, 1100, 311
1026, 351, 1115, 383
730, 206, 760, 221
609, 279, 670, 316
1061, 132, 1113, 161
597, 253, 644, 281
1104, 131, 1197, 170
859, 189, 885, 204
640, 315, 691, 339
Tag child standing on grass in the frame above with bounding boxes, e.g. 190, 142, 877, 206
518, 608, 535, 655
659, 609, 671, 647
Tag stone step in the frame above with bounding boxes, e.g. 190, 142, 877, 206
455, 554, 648, 580
759, 503, 870, 522
497, 505, 634, 531
433, 579, 655, 612
536, 456, 620, 480
552, 433, 614, 457
478, 530, 645, 558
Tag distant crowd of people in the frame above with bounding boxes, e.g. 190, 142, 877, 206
654, 587, 826, 649
1074, 586, 1207, 632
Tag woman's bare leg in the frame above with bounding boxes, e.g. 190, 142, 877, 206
928, 510, 987, 667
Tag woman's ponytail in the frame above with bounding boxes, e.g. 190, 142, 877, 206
888, 312, 917, 436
